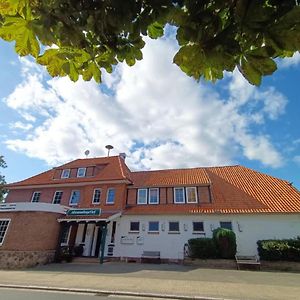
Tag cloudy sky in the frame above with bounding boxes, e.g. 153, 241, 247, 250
0, 33, 300, 189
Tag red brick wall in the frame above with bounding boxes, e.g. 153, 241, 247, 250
0, 212, 61, 251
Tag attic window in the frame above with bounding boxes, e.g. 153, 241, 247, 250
61, 169, 70, 178
77, 167, 86, 178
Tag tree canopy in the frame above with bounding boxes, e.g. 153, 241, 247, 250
0, 155, 7, 202
0, 0, 300, 85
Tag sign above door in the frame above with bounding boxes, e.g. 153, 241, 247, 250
66, 208, 101, 216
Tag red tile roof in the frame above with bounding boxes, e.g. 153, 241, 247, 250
7, 156, 131, 187
6, 156, 300, 214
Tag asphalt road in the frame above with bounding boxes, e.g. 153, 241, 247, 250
0, 288, 160, 300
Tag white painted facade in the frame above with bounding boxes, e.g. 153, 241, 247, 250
109, 214, 300, 260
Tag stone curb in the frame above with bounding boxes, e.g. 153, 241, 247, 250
0, 284, 231, 300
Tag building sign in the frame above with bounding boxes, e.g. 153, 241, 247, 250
66, 208, 101, 216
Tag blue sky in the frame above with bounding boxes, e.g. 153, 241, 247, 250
0, 37, 300, 190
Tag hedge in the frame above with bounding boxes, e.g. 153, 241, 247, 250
257, 238, 300, 261
188, 238, 217, 259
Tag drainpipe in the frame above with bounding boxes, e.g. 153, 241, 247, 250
99, 224, 107, 264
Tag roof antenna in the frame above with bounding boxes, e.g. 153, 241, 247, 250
84, 150, 90, 158
105, 145, 114, 157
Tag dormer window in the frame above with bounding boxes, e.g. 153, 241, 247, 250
77, 167, 86, 178
61, 169, 70, 179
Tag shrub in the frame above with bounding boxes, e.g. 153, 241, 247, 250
188, 238, 217, 259
257, 238, 300, 261
213, 228, 237, 259
73, 244, 84, 257
57, 246, 73, 263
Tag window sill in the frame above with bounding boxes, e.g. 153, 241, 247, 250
128, 231, 140, 234
148, 231, 159, 234
105, 203, 115, 205
193, 232, 205, 235
168, 231, 180, 234
149, 202, 159, 205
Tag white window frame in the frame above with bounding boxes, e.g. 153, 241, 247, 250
137, 188, 148, 205
31, 191, 41, 203
69, 190, 80, 206
106, 188, 115, 204
92, 188, 101, 204
220, 221, 233, 230
149, 188, 159, 204
129, 221, 140, 233
186, 187, 198, 203
52, 191, 63, 204
192, 221, 205, 233
77, 167, 86, 178
168, 221, 180, 233
174, 187, 185, 204
61, 169, 70, 178
60, 225, 72, 246
148, 221, 159, 233
0, 219, 11, 246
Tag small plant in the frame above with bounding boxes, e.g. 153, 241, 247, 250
57, 246, 73, 263
213, 228, 237, 259
73, 244, 84, 257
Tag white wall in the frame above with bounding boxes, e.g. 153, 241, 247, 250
111, 214, 300, 260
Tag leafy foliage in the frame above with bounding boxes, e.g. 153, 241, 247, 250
213, 227, 237, 259
257, 238, 300, 261
0, 155, 7, 202
188, 238, 217, 259
1, 0, 300, 84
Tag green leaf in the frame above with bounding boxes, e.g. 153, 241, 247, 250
239, 57, 262, 86
147, 22, 164, 39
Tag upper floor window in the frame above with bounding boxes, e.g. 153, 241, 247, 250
220, 221, 232, 230
193, 221, 204, 233
0, 219, 10, 245
174, 187, 185, 203
77, 167, 86, 178
31, 191, 41, 203
106, 188, 115, 204
92, 189, 101, 204
53, 191, 63, 204
137, 189, 147, 204
69, 190, 80, 206
186, 187, 198, 203
61, 169, 70, 178
149, 188, 159, 204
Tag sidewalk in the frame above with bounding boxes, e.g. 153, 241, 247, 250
0, 262, 299, 300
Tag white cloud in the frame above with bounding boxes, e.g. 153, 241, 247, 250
4, 37, 286, 169
278, 52, 300, 68
9, 121, 33, 131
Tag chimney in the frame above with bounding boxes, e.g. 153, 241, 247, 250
119, 153, 126, 160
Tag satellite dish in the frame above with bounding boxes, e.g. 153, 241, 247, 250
105, 145, 114, 157
84, 150, 90, 158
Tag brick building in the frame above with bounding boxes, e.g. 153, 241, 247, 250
1, 154, 300, 268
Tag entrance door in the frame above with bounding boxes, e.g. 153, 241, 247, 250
94, 226, 102, 257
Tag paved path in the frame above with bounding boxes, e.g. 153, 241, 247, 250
0, 262, 299, 300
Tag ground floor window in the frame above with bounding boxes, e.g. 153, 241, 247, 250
148, 221, 159, 233
193, 221, 204, 233
220, 221, 232, 230
130, 221, 140, 232
168, 221, 180, 233
61, 225, 71, 245
0, 219, 10, 245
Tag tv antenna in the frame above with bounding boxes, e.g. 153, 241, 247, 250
105, 145, 114, 157
84, 150, 90, 158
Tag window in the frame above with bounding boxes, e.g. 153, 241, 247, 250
220, 221, 232, 230
106, 188, 115, 204
174, 187, 185, 203
193, 221, 204, 232
53, 191, 63, 204
148, 221, 159, 232
169, 221, 180, 232
0, 219, 10, 245
69, 190, 80, 205
61, 169, 70, 178
77, 167, 86, 178
149, 188, 159, 204
92, 189, 101, 204
60, 225, 71, 245
31, 191, 41, 203
186, 187, 198, 203
137, 189, 147, 204
130, 221, 140, 232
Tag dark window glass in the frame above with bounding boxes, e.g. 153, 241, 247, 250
149, 221, 159, 232
53, 191, 63, 204
0, 220, 10, 245
169, 221, 179, 232
130, 221, 140, 232
220, 221, 232, 230
193, 222, 204, 232
31, 192, 41, 203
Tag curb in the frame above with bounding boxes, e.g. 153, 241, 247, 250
0, 284, 230, 300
